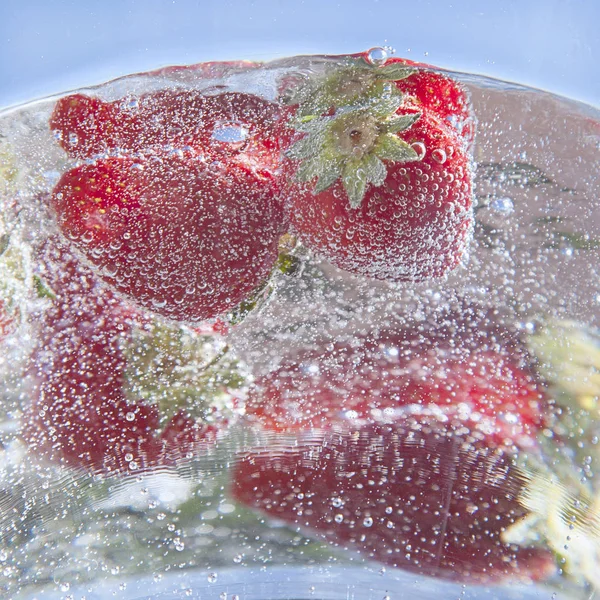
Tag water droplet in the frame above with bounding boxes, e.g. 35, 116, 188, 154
331, 497, 344, 508
208, 572, 218, 583
366, 47, 389, 66
125, 411, 135, 422
233, 553, 243, 563
334, 513, 344, 523
363, 516, 374, 527
68, 133, 78, 146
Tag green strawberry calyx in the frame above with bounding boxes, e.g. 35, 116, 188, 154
286, 95, 421, 208
284, 57, 423, 208
284, 57, 415, 118
121, 320, 248, 428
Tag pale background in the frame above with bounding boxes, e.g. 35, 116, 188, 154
0, 0, 598, 108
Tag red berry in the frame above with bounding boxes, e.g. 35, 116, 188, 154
286, 109, 473, 282
245, 316, 547, 449
50, 154, 285, 321
50, 89, 291, 171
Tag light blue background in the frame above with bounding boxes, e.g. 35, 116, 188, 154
1, 0, 598, 109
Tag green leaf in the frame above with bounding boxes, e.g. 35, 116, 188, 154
0, 233, 9, 257
385, 112, 421, 133
314, 160, 342, 193
375, 64, 416, 81
375, 134, 420, 162
295, 157, 323, 182
342, 160, 368, 208
363, 154, 387, 187
293, 116, 331, 134
371, 94, 404, 118
285, 133, 324, 161
297, 93, 333, 118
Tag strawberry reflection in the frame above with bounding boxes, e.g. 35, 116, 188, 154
234, 310, 557, 584
22, 242, 236, 475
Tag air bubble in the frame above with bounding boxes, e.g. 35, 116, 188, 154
431, 148, 447, 164
211, 122, 249, 143
411, 142, 426, 159
366, 47, 389, 66
490, 197, 515, 214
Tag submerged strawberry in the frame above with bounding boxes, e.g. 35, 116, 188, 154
23, 244, 236, 474
282, 54, 474, 282
285, 106, 473, 281
232, 419, 556, 584
50, 89, 290, 170
50, 153, 285, 322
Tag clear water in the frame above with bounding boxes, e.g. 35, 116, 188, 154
0, 53, 599, 599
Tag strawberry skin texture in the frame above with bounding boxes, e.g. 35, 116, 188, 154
50, 155, 285, 322
286, 110, 473, 282
232, 420, 556, 584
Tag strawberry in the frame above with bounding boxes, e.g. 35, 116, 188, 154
281, 53, 474, 282
50, 153, 285, 322
22, 243, 235, 474
245, 312, 547, 449
50, 89, 290, 171
284, 106, 473, 281
232, 419, 556, 584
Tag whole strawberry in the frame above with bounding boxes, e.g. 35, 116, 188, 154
49, 89, 291, 322
50, 153, 285, 322
282, 56, 474, 282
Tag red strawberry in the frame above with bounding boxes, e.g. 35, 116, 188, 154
232, 419, 556, 584
23, 244, 225, 474
50, 153, 285, 322
284, 107, 473, 282
245, 314, 547, 449
50, 89, 291, 173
